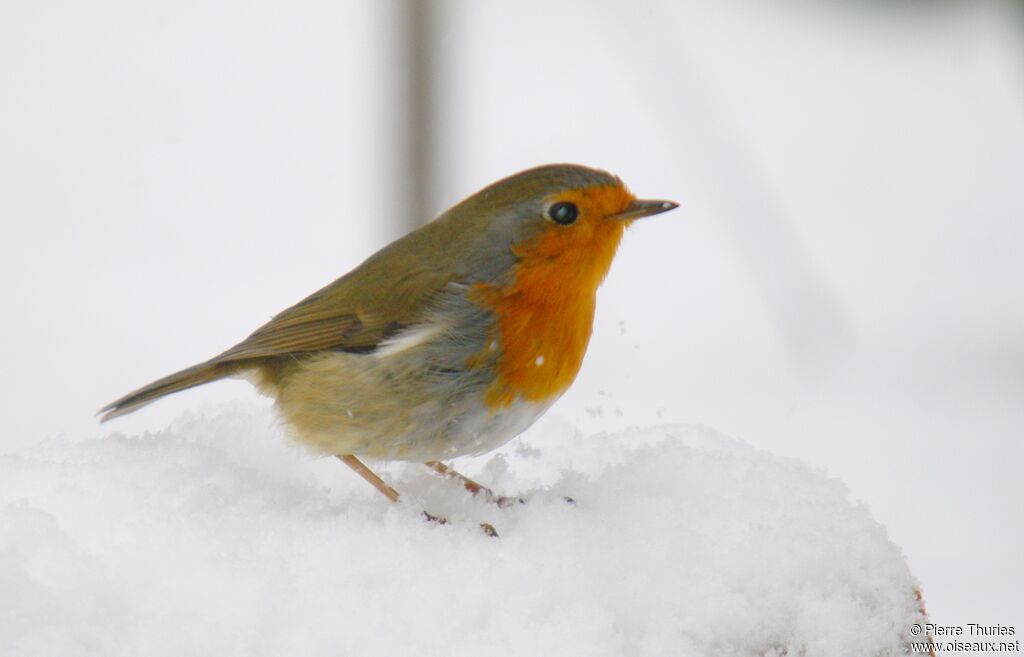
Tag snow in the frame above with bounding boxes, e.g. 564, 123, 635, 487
1, 405, 925, 657
2, 0, 1021, 639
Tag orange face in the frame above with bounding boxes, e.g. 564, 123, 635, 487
470, 183, 638, 409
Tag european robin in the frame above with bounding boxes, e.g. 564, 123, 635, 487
100, 164, 678, 520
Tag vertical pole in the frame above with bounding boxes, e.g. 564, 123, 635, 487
403, 0, 436, 231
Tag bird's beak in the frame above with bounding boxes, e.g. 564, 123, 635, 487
611, 199, 679, 221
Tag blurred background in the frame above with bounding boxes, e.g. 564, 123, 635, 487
2, 0, 1022, 629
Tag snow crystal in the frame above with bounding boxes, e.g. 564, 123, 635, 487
0, 406, 925, 657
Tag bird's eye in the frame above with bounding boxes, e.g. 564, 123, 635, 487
547, 202, 579, 225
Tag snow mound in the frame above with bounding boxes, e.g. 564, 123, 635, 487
1, 406, 925, 657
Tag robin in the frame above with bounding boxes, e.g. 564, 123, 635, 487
100, 164, 678, 525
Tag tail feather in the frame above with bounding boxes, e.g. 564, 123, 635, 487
98, 360, 239, 422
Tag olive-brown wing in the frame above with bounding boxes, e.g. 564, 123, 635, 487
99, 246, 453, 422
213, 254, 453, 362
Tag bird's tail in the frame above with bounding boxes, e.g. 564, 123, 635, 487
98, 360, 241, 422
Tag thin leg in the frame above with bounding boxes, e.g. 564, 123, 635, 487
336, 454, 400, 503
337, 455, 498, 536
425, 460, 485, 495
424, 461, 523, 508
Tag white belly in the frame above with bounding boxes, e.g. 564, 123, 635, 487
429, 397, 554, 460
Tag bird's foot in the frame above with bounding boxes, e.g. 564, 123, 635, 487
423, 510, 498, 537
425, 461, 523, 509
490, 493, 526, 509
422, 510, 447, 526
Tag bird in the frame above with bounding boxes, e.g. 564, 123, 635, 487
100, 163, 678, 525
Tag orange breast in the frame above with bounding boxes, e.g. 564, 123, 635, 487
470, 184, 633, 409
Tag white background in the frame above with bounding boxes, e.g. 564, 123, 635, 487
2, 0, 1022, 633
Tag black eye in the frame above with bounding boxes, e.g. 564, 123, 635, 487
547, 202, 579, 225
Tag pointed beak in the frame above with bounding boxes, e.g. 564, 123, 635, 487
611, 198, 679, 221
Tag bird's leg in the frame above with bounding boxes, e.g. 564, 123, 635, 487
336, 454, 438, 525
424, 461, 524, 508
336, 455, 498, 536
336, 454, 400, 502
